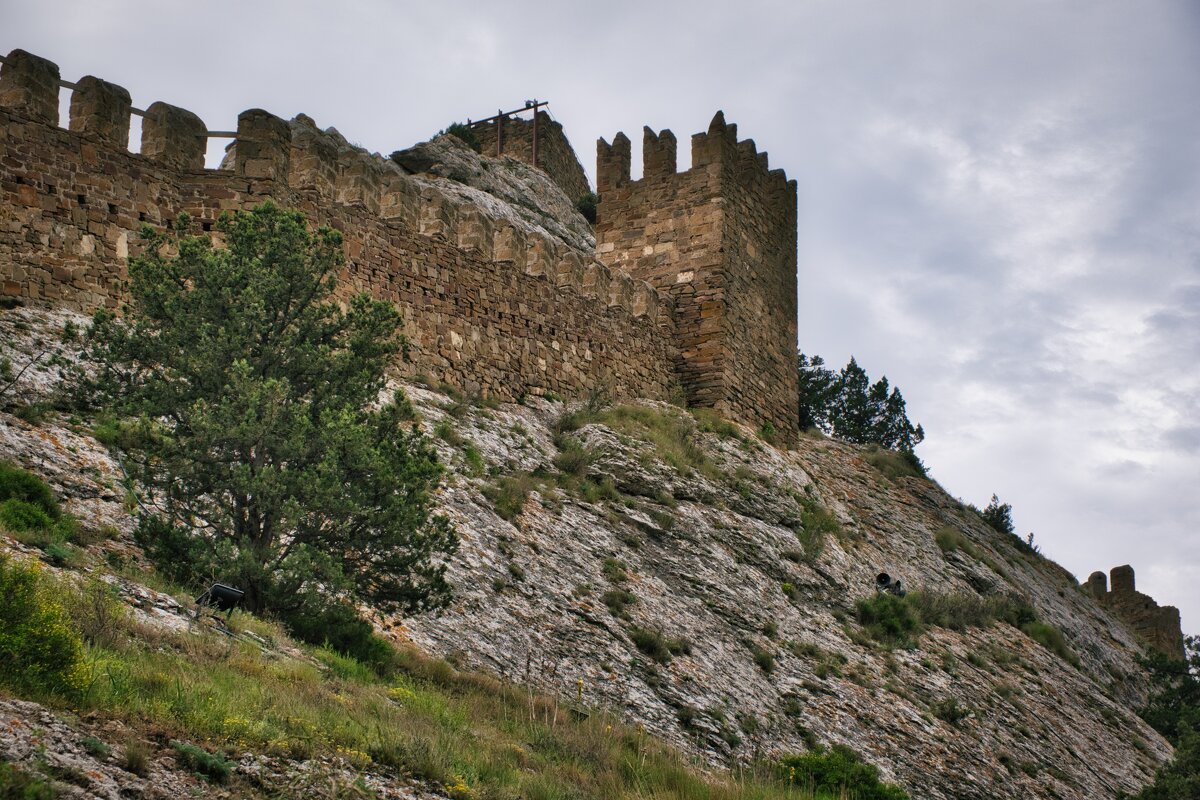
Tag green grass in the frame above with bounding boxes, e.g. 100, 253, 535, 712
56, 592, 863, 799
933, 525, 978, 558
556, 404, 719, 480
863, 445, 926, 481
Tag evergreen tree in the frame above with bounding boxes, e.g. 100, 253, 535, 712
831, 357, 874, 444
797, 351, 837, 431
86, 202, 457, 617
980, 494, 1015, 536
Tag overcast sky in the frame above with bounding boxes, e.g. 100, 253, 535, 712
4, 0, 1198, 632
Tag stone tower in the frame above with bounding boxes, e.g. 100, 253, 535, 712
594, 112, 799, 446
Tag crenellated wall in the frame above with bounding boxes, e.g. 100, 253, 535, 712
471, 110, 591, 204
0, 49, 677, 405
1086, 566, 1185, 659
594, 112, 799, 446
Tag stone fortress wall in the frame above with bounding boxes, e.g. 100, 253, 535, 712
1086, 566, 1185, 660
470, 110, 591, 205
0, 49, 677, 403
594, 113, 800, 446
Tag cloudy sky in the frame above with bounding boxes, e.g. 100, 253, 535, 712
5, 1, 1198, 630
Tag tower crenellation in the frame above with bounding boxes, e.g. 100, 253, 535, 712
595, 110, 800, 445
1, 47, 801, 445
1086, 565, 1184, 659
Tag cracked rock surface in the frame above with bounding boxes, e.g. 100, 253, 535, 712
0, 306, 1175, 800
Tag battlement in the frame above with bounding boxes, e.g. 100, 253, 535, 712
1086, 565, 1184, 659
0, 48, 677, 405
595, 112, 800, 445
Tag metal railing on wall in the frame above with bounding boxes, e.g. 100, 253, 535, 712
0, 53, 236, 138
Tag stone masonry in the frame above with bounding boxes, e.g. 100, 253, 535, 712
1086, 565, 1185, 659
595, 113, 800, 446
471, 110, 591, 205
0, 47, 800, 446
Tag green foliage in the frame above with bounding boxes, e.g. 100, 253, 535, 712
553, 435, 592, 478
1138, 635, 1200, 745
0, 462, 60, 520
1019, 621, 1080, 667
283, 600, 396, 673
690, 408, 742, 439
933, 525, 978, 557
931, 697, 970, 726
483, 473, 539, 521
602, 588, 636, 616
170, 740, 232, 784
0, 555, 83, 698
85, 203, 456, 618
630, 627, 673, 664
1123, 725, 1200, 800
979, 494, 1015, 535
758, 421, 777, 444
779, 744, 910, 800
0, 499, 54, 532
750, 643, 776, 674
865, 445, 927, 480
797, 352, 924, 456
557, 403, 717, 481
438, 122, 482, 153
576, 192, 598, 224
0, 762, 60, 800
855, 593, 923, 649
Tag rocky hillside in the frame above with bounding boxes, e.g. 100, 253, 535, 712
0, 303, 1175, 800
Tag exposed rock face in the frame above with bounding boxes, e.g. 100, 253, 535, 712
392, 389, 1173, 800
0, 307, 1179, 800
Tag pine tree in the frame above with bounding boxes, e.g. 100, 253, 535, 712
86, 202, 457, 618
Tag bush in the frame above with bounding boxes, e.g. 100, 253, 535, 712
281, 601, 396, 675
1021, 621, 1080, 667
0, 498, 55, 532
483, 474, 538, 521
906, 590, 1000, 632
933, 525, 978, 557
0, 462, 60, 519
170, 740, 232, 784
0, 762, 59, 799
0, 555, 84, 697
855, 593, 922, 648
779, 744, 910, 799
553, 436, 591, 478
865, 445, 926, 480
439, 122, 481, 153
629, 627, 673, 664
576, 192, 598, 224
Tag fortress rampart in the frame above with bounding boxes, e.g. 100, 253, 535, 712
595, 113, 799, 445
0, 49, 676, 404
1086, 565, 1185, 659
1, 48, 801, 444
471, 110, 591, 204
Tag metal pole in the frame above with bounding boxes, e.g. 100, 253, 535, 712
531, 101, 539, 169
496, 110, 503, 157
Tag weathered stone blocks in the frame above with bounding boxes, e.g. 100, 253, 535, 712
0, 49, 60, 125
235, 109, 292, 182
141, 101, 206, 171
69, 76, 132, 147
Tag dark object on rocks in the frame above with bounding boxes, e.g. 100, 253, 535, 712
195, 583, 244, 614
876, 572, 906, 597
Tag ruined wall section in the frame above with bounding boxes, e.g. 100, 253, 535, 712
1086, 566, 1185, 660
0, 49, 677, 405
594, 113, 798, 445
472, 111, 591, 205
